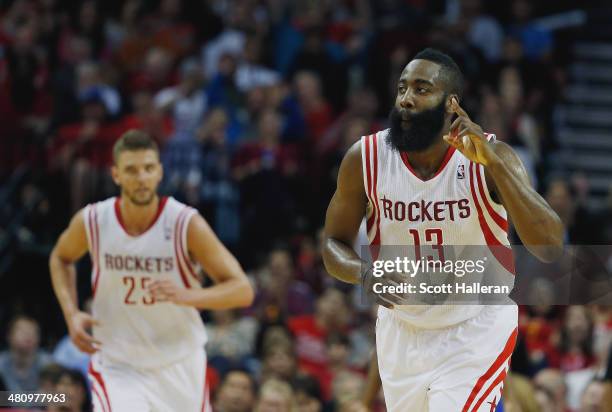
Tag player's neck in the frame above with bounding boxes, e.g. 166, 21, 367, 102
118, 195, 161, 235
402, 137, 451, 179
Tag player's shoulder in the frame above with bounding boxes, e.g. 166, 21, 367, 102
77, 197, 116, 223
345, 129, 389, 165
164, 196, 198, 216
83, 197, 116, 213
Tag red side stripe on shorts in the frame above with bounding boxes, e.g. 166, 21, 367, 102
471, 367, 509, 412
91, 385, 107, 412
461, 327, 517, 412
201, 381, 210, 411
174, 209, 191, 288
88, 361, 112, 412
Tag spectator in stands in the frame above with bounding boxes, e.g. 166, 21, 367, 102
534, 368, 570, 412
564, 306, 611, 409
559, 306, 596, 373
545, 177, 599, 244
48, 368, 91, 412
312, 333, 364, 401
579, 379, 606, 412
338, 398, 368, 412
38, 363, 65, 392
214, 368, 257, 412
288, 288, 350, 377
254, 247, 314, 318
0, 315, 52, 391
330, 371, 365, 411
293, 71, 334, 145
508, 0, 554, 61
52, 85, 118, 211
206, 309, 257, 374
120, 89, 174, 146
502, 373, 541, 412
534, 384, 557, 412
447, 0, 504, 62
254, 322, 294, 362
235, 35, 281, 93
260, 342, 297, 384
293, 374, 322, 412
154, 57, 207, 137
254, 378, 296, 412
196, 108, 240, 245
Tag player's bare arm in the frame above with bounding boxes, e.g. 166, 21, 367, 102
149, 213, 254, 309
49, 209, 101, 354
322, 141, 367, 284
444, 98, 564, 262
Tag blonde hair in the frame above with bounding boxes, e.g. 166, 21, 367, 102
255, 379, 296, 412
503, 373, 540, 412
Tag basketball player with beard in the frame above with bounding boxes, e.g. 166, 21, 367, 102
50, 130, 254, 411
322, 49, 563, 411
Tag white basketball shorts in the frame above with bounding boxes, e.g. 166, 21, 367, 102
376, 304, 518, 412
88, 348, 211, 412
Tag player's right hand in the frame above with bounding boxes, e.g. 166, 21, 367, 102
68, 311, 101, 354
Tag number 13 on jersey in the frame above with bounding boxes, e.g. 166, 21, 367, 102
408, 228, 445, 262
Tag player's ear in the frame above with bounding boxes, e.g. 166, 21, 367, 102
111, 165, 120, 186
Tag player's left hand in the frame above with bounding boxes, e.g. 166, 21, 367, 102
148, 279, 195, 306
443, 98, 500, 167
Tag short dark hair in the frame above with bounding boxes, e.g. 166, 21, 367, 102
292, 374, 322, 400
221, 367, 257, 393
7, 314, 39, 336
112, 129, 159, 164
413, 48, 464, 99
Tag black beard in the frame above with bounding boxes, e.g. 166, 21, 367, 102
387, 98, 447, 152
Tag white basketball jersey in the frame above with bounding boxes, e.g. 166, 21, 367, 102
83, 196, 207, 369
361, 129, 514, 328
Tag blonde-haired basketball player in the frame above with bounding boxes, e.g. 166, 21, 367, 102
323, 48, 564, 411
50, 129, 254, 412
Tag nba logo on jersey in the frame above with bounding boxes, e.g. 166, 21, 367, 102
457, 164, 465, 179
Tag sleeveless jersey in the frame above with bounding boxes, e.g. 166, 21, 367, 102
361, 129, 514, 328
83, 196, 207, 369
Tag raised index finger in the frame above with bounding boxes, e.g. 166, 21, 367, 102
451, 97, 470, 120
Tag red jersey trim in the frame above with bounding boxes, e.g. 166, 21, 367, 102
364, 135, 375, 233
174, 208, 192, 288
476, 164, 508, 233
371, 133, 381, 246
400, 146, 456, 181
114, 196, 168, 237
178, 208, 199, 282
469, 162, 515, 275
89, 205, 101, 298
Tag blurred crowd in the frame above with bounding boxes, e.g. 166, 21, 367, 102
1, 0, 611, 411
